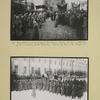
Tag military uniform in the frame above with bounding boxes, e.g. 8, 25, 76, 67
61, 81, 65, 95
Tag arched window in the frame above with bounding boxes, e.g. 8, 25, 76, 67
23, 66, 27, 76
31, 67, 34, 74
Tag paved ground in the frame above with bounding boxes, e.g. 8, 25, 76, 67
39, 18, 77, 40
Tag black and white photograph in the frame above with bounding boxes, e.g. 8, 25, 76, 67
11, 0, 88, 40
11, 57, 89, 100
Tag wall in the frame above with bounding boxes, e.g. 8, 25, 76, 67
11, 58, 88, 76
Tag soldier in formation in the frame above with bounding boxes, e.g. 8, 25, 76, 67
12, 75, 87, 99
12, 11, 46, 40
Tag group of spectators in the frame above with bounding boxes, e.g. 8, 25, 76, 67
11, 11, 47, 40
51, 9, 88, 39
11, 75, 87, 98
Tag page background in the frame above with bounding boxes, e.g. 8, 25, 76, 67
0, 0, 100, 100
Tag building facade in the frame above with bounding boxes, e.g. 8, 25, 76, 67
11, 58, 88, 76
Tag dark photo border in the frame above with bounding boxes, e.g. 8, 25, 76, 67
10, 0, 89, 41
10, 56, 89, 100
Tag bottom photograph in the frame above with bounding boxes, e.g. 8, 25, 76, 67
10, 57, 89, 100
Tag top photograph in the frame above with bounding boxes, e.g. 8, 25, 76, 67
10, 0, 88, 41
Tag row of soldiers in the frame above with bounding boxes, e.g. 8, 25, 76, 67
11, 77, 87, 98
11, 11, 46, 40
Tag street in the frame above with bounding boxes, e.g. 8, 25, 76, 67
19, 18, 77, 40
39, 18, 77, 40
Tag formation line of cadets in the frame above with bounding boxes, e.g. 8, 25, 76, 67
11, 75, 87, 98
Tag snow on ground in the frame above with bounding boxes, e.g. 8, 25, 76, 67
11, 90, 87, 100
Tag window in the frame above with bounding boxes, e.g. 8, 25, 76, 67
24, 58, 26, 61
59, 61, 60, 65
14, 65, 18, 74
23, 66, 27, 75
31, 67, 34, 74
49, 59, 52, 64
66, 62, 68, 66
63, 62, 65, 65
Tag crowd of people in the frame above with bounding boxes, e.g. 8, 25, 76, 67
11, 2, 88, 40
50, 8, 88, 39
11, 75, 87, 98
11, 11, 47, 40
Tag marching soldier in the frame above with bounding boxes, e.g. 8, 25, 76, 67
49, 80, 52, 92
52, 80, 56, 93
61, 81, 65, 95
46, 79, 50, 91
18, 79, 22, 91
32, 78, 36, 98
